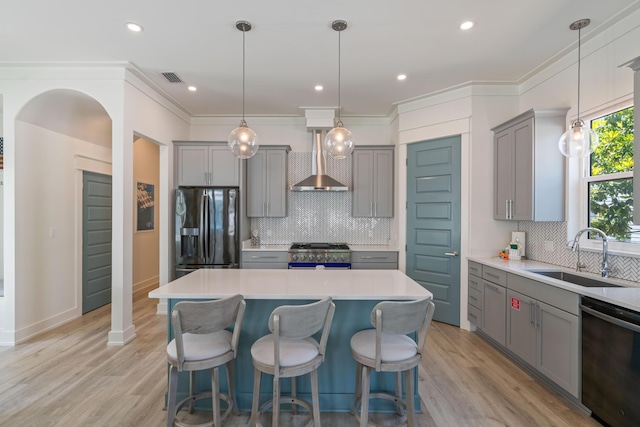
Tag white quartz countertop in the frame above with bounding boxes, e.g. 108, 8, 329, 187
149, 268, 431, 301
241, 241, 399, 252
468, 257, 640, 312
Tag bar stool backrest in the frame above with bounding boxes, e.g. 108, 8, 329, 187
371, 297, 435, 356
171, 294, 246, 369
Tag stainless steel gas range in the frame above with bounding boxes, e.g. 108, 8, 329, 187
288, 243, 351, 269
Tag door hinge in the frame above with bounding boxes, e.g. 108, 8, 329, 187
406, 201, 408, 209
405, 244, 407, 252
406, 158, 408, 166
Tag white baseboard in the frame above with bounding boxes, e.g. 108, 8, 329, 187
14, 308, 79, 344
134, 275, 159, 292
107, 324, 136, 346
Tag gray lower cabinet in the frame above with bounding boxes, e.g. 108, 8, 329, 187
506, 273, 579, 398
175, 142, 240, 186
352, 146, 394, 217
480, 266, 506, 346
247, 146, 290, 218
241, 251, 288, 269
467, 262, 483, 327
351, 251, 398, 270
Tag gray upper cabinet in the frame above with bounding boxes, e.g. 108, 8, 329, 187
247, 145, 290, 218
352, 146, 394, 217
175, 142, 240, 186
492, 109, 568, 221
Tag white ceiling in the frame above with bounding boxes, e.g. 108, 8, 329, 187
2, 0, 640, 119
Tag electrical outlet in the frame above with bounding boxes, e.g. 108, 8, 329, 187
49, 227, 56, 238
544, 241, 554, 252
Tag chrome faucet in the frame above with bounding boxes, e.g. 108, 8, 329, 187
571, 227, 609, 277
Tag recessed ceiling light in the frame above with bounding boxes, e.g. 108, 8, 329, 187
460, 21, 474, 30
126, 22, 143, 32
397, 74, 407, 81
188, 86, 197, 92
315, 85, 323, 91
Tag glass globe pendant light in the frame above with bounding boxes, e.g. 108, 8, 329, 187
228, 20, 259, 159
324, 20, 354, 160
558, 19, 599, 158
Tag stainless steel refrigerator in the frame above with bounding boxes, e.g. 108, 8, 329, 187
175, 187, 239, 277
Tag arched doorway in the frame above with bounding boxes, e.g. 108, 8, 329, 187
14, 89, 112, 332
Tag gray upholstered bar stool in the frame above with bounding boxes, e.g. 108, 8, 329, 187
166, 294, 246, 427
249, 297, 335, 427
350, 297, 435, 427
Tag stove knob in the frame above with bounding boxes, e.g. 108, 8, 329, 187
308, 254, 315, 261
300, 254, 306, 261
291, 254, 298, 261
332, 255, 338, 261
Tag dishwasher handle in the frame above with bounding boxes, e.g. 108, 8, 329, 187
580, 304, 640, 334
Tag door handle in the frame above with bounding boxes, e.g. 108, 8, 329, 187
445, 251, 459, 257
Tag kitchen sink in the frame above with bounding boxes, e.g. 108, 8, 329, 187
529, 270, 623, 288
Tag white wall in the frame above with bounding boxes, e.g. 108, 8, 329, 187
0, 65, 190, 345
133, 137, 159, 290
15, 121, 111, 337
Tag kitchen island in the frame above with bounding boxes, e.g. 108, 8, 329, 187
148, 268, 432, 412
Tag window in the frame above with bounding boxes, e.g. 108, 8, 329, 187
582, 105, 635, 246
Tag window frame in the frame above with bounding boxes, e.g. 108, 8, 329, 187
577, 98, 636, 255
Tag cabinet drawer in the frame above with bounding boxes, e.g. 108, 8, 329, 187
483, 266, 507, 287
241, 251, 288, 268
469, 273, 483, 292
507, 273, 579, 315
468, 286, 483, 309
351, 251, 399, 264
468, 304, 482, 327
468, 261, 482, 277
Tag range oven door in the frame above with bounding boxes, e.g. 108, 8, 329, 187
288, 262, 351, 270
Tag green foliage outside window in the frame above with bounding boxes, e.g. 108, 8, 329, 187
588, 106, 634, 241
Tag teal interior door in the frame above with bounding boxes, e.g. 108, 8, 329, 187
406, 136, 461, 326
82, 171, 112, 314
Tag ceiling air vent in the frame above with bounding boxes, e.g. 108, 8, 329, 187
161, 72, 183, 83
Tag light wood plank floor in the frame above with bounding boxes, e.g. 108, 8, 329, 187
0, 285, 601, 427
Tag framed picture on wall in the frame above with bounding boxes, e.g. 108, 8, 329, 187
136, 182, 154, 232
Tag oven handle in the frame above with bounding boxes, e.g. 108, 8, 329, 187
580, 304, 640, 333
288, 266, 352, 270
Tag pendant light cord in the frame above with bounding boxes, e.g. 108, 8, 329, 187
577, 26, 581, 122
242, 28, 246, 122
337, 28, 342, 124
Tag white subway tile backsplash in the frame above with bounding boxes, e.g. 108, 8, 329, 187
250, 152, 392, 245
519, 221, 640, 283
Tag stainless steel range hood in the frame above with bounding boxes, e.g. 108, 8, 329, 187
291, 130, 348, 191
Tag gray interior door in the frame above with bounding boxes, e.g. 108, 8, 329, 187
82, 171, 112, 314
406, 136, 461, 326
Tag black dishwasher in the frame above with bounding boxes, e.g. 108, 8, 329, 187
581, 297, 640, 427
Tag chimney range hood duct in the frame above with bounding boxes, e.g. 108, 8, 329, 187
291, 130, 348, 191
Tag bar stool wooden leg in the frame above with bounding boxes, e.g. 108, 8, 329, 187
395, 372, 404, 416
272, 376, 280, 427
360, 365, 371, 427
405, 369, 415, 427
250, 369, 261, 427
210, 367, 221, 427
291, 377, 297, 415
352, 361, 362, 415
226, 360, 238, 415
311, 369, 321, 427
167, 366, 179, 427
188, 371, 196, 414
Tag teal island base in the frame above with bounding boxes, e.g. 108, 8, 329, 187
166, 298, 421, 413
